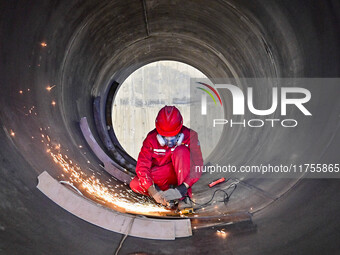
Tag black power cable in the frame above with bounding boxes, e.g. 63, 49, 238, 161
188, 183, 237, 210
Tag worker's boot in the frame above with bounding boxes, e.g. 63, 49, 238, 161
178, 196, 192, 210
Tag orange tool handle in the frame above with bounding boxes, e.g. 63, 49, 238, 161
209, 177, 226, 187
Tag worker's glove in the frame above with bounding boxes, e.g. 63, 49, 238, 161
147, 185, 167, 206
163, 183, 188, 201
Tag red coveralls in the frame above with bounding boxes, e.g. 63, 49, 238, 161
130, 126, 203, 197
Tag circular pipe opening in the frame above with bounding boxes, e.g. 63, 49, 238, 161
111, 60, 222, 161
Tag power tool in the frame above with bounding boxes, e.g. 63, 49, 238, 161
179, 207, 194, 214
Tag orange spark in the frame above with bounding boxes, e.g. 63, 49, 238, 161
48, 149, 170, 214
46, 85, 56, 91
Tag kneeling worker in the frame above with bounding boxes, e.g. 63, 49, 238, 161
130, 105, 203, 210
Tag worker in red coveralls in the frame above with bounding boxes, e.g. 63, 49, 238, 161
130, 105, 203, 209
